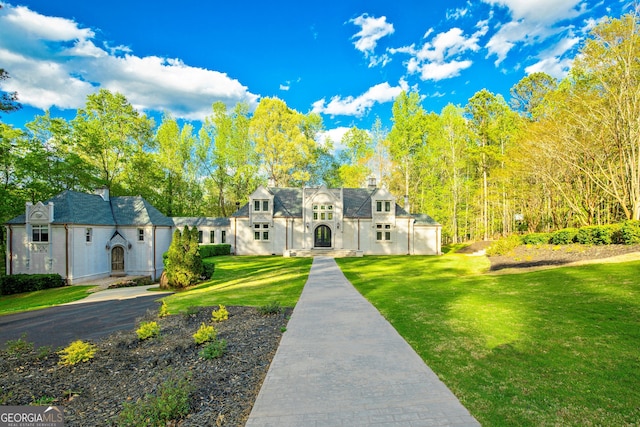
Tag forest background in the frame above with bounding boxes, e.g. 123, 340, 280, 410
1, 13, 639, 246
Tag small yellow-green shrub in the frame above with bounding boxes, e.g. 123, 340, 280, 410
136, 321, 160, 340
193, 323, 217, 344
158, 300, 169, 318
58, 340, 96, 366
211, 305, 229, 322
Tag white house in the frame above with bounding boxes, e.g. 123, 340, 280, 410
4, 188, 174, 284
230, 183, 442, 257
4, 182, 441, 284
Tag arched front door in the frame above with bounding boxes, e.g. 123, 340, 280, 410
314, 225, 332, 248
111, 246, 125, 275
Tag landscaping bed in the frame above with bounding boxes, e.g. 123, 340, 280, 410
488, 243, 640, 270
0, 305, 290, 426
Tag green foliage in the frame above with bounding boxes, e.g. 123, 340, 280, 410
258, 301, 282, 316
5, 333, 33, 355
164, 226, 203, 289
31, 396, 55, 406
198, 339, 227, 360
58, 340, 96, 366
615, 220, 640, 244
136, 321, 160, 340
0, 274, 65, 296
485, 235, 521, 256
199, 244, 232, 258
202, 262, 215, 280
158, 300, 169, 318
118, 372, 193, 426
521, 233, 551, 245
550, 228, 578, 245
211, 304, 229, 322
192, 323, 217, 345
576, 225, 620, 245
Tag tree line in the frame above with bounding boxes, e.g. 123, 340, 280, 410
1, 13, 638, 244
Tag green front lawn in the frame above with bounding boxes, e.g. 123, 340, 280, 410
336, 255, 640, 426
0, 285, 95, 316
163, 256, 313, 314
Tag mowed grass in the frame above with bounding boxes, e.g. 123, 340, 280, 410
0, 285, 95, 316
163, 256, 312, 314
336, 255, 640, 426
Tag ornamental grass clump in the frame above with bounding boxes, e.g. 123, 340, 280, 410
136, 321, 160, 340
58, 340, 96, 366
193, 323, 217, 345
211, 304, 229, 322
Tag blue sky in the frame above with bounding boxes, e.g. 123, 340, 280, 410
0, 0, 629, 142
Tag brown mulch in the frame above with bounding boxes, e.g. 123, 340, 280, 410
0, 305, 290, 426
488, 243, 640, 271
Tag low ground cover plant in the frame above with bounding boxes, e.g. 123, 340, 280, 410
192, 323, 216, 344
199, 339, 227, 360
211, 304, 229, 322
58, 340, 96, 366
136, 321, 160, 340
118, 371, 193, 426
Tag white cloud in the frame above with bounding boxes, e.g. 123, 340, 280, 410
0, 4, 258, 120
350, 14, 395, 67
280, 84, 290, 91
317, 126, 351, 151
482, 0, 586, 64
312, 80, 407, 117
524, 56, 573, 78
391, 27, 481, 81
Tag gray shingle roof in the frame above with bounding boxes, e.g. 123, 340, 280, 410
412, 214, 440, 225
4, 190, 173, 226
172, 217, 230, 227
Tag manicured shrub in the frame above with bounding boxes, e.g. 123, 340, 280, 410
202, 262, 215, 280
199, 339, 227, 360
0, 274, 65, 296
576, 225, 620, 245
485, 235, 521, 256
58, 340, 96, 366
199, 244, 232, 258
193, 323, 217, 345
136, 321, 160, 340
158, 300, 169, 318
615, 220, 640, 244
164, 226, 204, 289
550, 228, 578, 245
521, 233, 551, 245
211, 305, 229, 322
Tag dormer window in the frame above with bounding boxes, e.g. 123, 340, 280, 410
376, 201, 392, 213
254, 200, 269, 212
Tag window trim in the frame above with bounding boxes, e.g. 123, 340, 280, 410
137, 228, 144, 242
210, 230, 215, 244
253, 223, 270, 241
376, 223, 393, 242
85, 227, 93, 243
31, 225, 49, 243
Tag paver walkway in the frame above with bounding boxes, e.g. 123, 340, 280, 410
246, 257, 480, 427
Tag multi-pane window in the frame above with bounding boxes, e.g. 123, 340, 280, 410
31, 225, 49, 242
221, 230, 226, 244
137, 228, 144, 241
85, 227, 93, 243
210, 230, 215, 244
376, 224, 392, 241
254, 200, 270, 212
376, 201, 392, 212
254, 223, 269, 240
198, 230, 203, 243
313, 204, 333, 221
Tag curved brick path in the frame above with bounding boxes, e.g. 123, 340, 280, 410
246, 257, 480, 427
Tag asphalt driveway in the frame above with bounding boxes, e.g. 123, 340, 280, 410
0, 288, 168, 349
